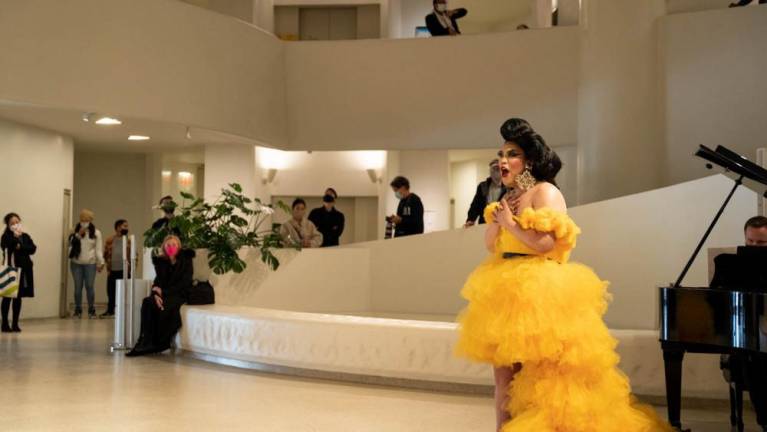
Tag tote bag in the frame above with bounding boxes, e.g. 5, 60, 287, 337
0, 251, 20, 298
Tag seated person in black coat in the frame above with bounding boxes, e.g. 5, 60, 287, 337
426, 0, 467, 36
128, 235, 193, 357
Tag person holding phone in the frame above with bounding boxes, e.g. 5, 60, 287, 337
1, 212, 37, 332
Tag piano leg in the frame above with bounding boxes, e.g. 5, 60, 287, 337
734, 379, 745, 432
745, 353, 767, 430
663, 347, 685, 430
729, 384, 738, 428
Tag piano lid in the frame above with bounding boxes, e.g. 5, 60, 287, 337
697, 145, 767, 196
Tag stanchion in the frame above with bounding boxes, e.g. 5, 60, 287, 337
110, 280, 126, 352
110, 235, 130, 352
111, 234, 149, 352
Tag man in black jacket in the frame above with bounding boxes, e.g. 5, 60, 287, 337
308, 188, 345, 247
388, 176, 424, 237
425, 0, 468, 37
465, 159, 505, 227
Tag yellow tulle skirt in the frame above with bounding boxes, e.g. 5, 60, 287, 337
456, 255, 672, 432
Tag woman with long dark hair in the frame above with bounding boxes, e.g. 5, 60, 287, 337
1, 212, 36, 332
456, 118, 671, 431
127, 235, 193, 357
69, 209, 104, 319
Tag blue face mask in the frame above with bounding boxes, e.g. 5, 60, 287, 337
395, 191, 403, 200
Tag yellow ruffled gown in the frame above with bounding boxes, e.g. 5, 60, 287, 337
456, 204, 672, 432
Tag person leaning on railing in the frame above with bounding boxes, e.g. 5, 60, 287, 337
425, 0, 467, 37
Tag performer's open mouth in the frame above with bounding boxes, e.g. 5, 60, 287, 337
501, 167, 510, 178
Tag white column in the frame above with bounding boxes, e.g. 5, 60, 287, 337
531, 0, 553, 28
396, 150, 451, 233
204, 144, 262, 202
252, 0, 274, 33
577, 0, 666, 204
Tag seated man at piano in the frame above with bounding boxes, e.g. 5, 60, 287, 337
711, 215, 767, 432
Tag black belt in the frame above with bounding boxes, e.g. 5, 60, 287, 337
502, 252, 530, 259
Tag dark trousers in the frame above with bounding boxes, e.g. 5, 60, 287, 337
1, 297, 22, 327
744, 353, 767, 426
137, 295, 183, 351
106, 270, 124, 314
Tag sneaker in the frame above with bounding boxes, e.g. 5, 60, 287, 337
88, 311, 97, 319
1, 323, 11, 333
72, 311, 82, 319
11, 325, 21, 333
99, 312, 115, 319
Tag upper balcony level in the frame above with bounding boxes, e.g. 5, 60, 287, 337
179, 0, 581, 41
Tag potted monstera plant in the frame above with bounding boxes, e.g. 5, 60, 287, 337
143, 183, 290, 274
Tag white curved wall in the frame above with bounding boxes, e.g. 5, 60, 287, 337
660, 6, 767, 185
2, 0, 766, 208
284, 28, 580, 151
214, 174, 756, 330
0, 0, 287, 146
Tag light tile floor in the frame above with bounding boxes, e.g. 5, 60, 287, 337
0, 318, 759, 431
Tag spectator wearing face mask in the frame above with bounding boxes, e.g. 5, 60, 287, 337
465, 159, 506, 228
151, 195, 176, 231
308, 188, 345, 247
127, 235, 193, 357
1, 212, 37, 333
101, 219, 131, 318
388, 176, 425, 237
69, 209, 105, 319
426, 0, 468, 37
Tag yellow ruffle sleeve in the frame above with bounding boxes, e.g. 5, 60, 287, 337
515, 207, 580, 264
483, 204, 581, 264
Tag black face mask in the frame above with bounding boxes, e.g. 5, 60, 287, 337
322, 194, 335, 204
120, 229, 129, 236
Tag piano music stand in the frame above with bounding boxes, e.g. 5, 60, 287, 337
674, 145, 767, 289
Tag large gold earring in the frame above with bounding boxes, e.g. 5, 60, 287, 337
515, 164, 536, 191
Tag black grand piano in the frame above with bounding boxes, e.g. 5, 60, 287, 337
660, 145, 767, 431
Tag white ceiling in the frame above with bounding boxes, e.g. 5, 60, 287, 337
0, 100, 259, 154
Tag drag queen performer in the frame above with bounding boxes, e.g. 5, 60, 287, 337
456, 118, 671, 431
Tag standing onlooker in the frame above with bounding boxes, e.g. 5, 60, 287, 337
69, 209, 104, 319
280, 199, 323, 248
308, 188, 345, 247
151, 196, 176, 231
1, 213, 36, 333
101, 219, 130, 318
425, 0, 467, 37
465, 159, 506, 227
388, 176, 425, 237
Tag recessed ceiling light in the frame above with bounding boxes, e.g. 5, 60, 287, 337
95, 116, 122, 125
128, 135, 150, 141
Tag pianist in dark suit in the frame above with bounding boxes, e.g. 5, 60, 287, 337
712, 215, 767, 431
745, 216, 767, 246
